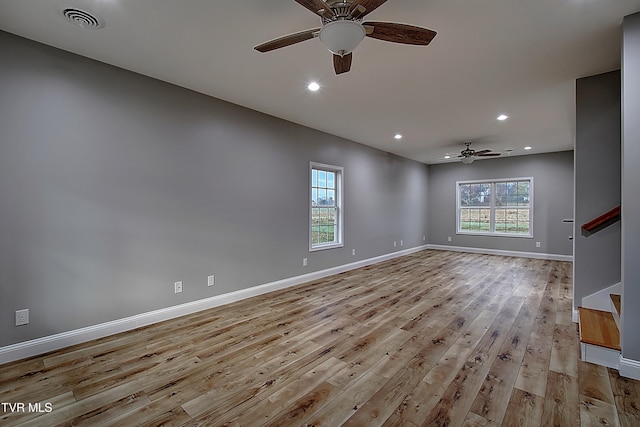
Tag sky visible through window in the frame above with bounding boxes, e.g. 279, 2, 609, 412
312, 169, 335, 207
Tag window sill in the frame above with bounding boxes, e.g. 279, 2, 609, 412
456, 231, 533, 239
309, 243, 344, 252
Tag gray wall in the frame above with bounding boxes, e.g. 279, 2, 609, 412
428, 151, 574, 256
574, 70, 621, 307
622, 12, 640, 362
0, 31, 429, 347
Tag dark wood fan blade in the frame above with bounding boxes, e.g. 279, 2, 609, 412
474, 149, 492, 155
477, 152, 501, 157
294, 0, 335, 18
333, 53, 353, 74
349, 0, 388, 18
254, 28, 320, 52
363, 22, 436, 45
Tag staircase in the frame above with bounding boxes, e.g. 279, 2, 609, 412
578, 294, 621, 369
577, 207, 623, 370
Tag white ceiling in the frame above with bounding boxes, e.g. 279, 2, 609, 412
1, 0, 639, 164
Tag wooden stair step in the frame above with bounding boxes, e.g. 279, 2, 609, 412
610, 294, 621, 316
578, 307, 620, 351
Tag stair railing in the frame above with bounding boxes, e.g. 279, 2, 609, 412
581, 205, 621, 234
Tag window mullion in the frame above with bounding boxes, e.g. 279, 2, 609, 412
490, 183, 495, 233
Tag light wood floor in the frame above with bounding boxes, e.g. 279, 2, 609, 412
1, 250, 639, 426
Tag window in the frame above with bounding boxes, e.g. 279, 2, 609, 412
457, 178, 533, 237
310, 162, 343, 250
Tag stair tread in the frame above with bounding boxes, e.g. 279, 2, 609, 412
578, 307, 620, 351
610, 294, 621, 316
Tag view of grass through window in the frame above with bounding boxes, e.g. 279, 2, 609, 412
311, 168, 337, 246
458, 179, 531, 235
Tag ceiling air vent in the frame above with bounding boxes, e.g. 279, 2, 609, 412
61, 8, 104, 29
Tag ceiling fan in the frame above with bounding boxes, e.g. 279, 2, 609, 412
458, 141, 501, 164
254, 0, 437, 75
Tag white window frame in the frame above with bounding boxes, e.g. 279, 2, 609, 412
456, 177, 533, 238
309, 162, 344, 251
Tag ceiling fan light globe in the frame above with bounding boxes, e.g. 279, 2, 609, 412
319, 20, 366, 56
461, 156, 474, 164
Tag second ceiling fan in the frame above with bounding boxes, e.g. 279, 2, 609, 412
458, 141, 501, 164
254, 0, 437, 74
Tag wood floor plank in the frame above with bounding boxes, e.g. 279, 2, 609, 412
540, 371, 580, 426
303, 370, 389, 426
502, 388, 544, 427
579, 394, 621, 427
371, 326, 459, 380
420, 361, 491, 427
329, 327, 413, 390
136, 406, 192, 427
462, 411, 500, 426
468, 294, 540, 424
608, 367, 640, 423
514, 331, 554, 398
1, 250, 639, 426
381, 412, 420, 427
578, 361, 615, 405
549, 323, 579, 377
400, 310, 500, 425
341, 350, 436, 427
264, 380, 340, 426
0, 356, 96, 404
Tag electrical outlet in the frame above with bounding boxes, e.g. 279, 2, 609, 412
352, 249, 356, 256
400, 240, 403, 246
448, 236, 452, 242
174, 281, 183, 293
303, 257, 308, 267
423, 235, 426, 241
536, 242, 541, 248
207, 275, 215, 287
394, 241, 397, 247
15, 309, 29, 326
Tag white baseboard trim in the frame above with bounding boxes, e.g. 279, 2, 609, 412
0, 245, 428, 365
426, 244, 573, 262
581, 342, 620, 370
572, 309, 579, 323
620, 355, 640, 380
581, 282, 622, 313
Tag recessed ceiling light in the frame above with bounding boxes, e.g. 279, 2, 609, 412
444, 155, 451, 159
524, 146, 532, 150
307, 82, 320, 91
394, 134, 403, 140
497, 114, 509, 121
